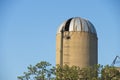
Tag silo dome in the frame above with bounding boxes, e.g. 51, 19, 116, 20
57, 17, 97, 35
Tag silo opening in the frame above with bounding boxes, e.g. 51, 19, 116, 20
64, 18, 73, 31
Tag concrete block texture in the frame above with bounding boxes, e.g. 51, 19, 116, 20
56, 31, 98, 68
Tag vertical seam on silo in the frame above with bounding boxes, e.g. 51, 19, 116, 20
79, 18, 82, 39
86, 20, 91, 33
73, 18, 75, 31
79, 18, 82, 31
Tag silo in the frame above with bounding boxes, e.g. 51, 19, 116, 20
56, 17, 98, 68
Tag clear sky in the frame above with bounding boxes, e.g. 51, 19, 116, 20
0, 0, 120, 80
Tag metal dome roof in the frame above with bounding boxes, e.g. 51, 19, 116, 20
57, 17, 97, 35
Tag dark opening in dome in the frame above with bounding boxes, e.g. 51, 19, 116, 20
64, 18, 73, 31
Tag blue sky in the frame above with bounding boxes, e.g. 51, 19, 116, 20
0, 0, 120, 80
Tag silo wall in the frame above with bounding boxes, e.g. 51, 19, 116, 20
56, 31, 98, 68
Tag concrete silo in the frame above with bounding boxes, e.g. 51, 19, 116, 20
56, 17, 98, 68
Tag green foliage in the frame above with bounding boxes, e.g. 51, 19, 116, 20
55, 64, 80, 80
101, 65, 120, 80
18, 61, 120, 80
18, 61, 55, 80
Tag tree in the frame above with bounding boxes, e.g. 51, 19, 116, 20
101, 65, 120, 80
55, 64, 80, 80
73, 64, 102, 80
18, 61, 120, 80
18, 61, 55, 80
